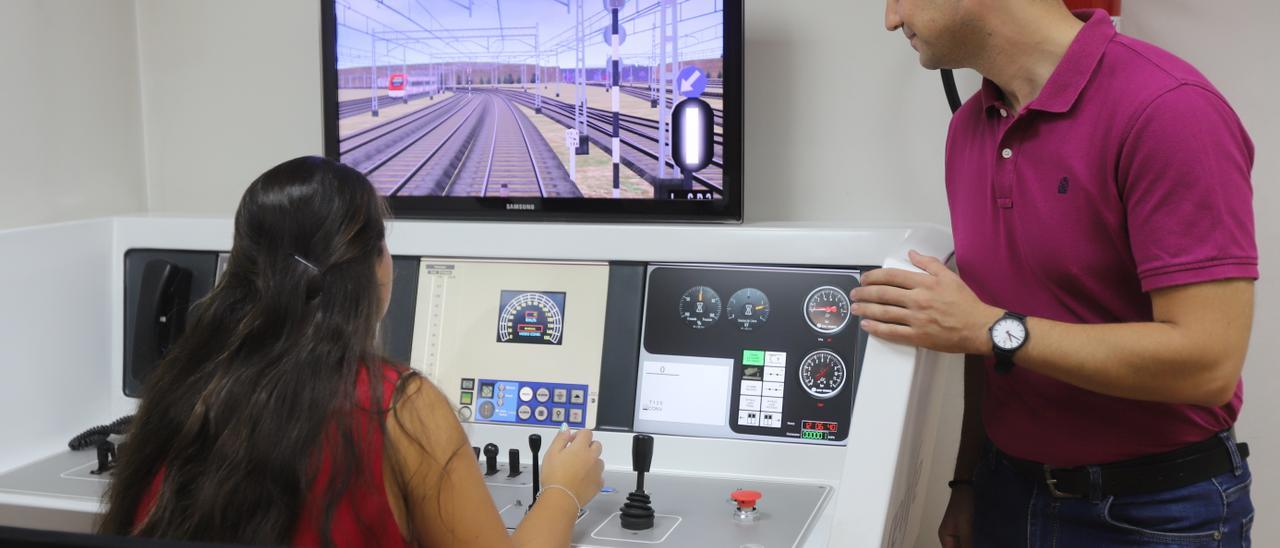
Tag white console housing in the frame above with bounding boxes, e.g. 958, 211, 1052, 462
0, 216, 956, 547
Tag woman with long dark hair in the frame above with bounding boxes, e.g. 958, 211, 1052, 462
100, 156, 604, 547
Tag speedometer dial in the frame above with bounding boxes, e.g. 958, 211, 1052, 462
804, 286, 852, 334
679, 286, 721, 329
498, 292, 564, 344
799, 350, 846, 399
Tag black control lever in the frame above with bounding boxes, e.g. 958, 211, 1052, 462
472, 446, 481, 461
633, 434, 653, 491
483, 443, 500, 476
508, 448, 522, 478
620, 434, 656, 530
529, 433, 542, 507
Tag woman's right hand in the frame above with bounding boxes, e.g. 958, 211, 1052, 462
539, 429, 605, 508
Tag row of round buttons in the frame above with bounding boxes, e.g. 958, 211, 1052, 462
517, 385, 584, 404
515, 404, 582, 423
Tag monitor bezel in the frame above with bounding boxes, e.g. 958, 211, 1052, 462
320, 0, 744, 223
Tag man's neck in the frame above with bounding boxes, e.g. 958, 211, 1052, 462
972, 7, 1086, 114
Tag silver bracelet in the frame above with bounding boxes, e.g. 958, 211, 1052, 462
538, 484, 582, 513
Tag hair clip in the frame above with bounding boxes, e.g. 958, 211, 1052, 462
292, 254, 320, 273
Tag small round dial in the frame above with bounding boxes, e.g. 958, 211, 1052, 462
726, 288, 770, 331
799, 350, 847, 399
991, 317, 1027, 351
679, 286, 722, 329
498, 292, 563, 344
805, 286, 852, 334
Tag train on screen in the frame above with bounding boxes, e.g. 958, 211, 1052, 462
387, 73, 438, 100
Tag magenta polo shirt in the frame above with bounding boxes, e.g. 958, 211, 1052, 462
946, 9, 1257, 466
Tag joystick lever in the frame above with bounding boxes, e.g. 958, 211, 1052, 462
528, 434, 542, 507
632, 433, 653, 490
483, 443, 500, 476
507, 448, 522, 478
620, 434, 656, 531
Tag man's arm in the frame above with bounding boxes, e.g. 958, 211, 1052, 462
1013, 278, 1252, 407
851, 252, 1253, 408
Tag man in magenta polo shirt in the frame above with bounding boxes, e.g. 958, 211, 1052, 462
856, 1, 1257, 546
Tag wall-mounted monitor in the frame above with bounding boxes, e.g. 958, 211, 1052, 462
322, 0, 744, 222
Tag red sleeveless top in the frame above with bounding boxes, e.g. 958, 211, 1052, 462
135, 365, 413, 547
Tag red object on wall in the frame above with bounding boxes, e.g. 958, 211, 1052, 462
1064, 0, 1121, 16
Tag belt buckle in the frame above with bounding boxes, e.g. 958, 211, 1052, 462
1043, 465, 1081, 499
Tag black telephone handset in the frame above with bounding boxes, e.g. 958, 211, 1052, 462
76, 255, 207, 473
131, 260, 193, 389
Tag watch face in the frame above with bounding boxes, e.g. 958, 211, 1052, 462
992, 318, 1027, 351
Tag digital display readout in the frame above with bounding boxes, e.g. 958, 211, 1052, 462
801, 420, 839, 440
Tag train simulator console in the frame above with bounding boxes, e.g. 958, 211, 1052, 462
0, 219, 955, 547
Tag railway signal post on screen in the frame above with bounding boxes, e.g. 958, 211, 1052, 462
607, 0, 627, 198
566, 128, 580, 184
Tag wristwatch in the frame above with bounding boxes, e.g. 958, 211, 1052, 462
990, 311, 1028, 374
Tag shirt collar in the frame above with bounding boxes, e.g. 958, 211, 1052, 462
980, 9, 1116, 115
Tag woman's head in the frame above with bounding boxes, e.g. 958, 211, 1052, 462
229, 156, 392, 322
100, 156, 396, 544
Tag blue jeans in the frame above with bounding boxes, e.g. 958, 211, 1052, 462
973, 433, 1254, 547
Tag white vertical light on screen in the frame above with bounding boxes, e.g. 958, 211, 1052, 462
680, 106, 705, 167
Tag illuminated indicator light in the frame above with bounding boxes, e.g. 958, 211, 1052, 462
680, 106, 705, 164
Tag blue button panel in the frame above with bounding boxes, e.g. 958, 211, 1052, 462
473, 379, 589, 428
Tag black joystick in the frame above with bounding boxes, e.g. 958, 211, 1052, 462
483, 443, 500, 476
508, 448, 522, 478
472, 446, 481, 461
620, 434, 655, 530
529, 434, 542, 507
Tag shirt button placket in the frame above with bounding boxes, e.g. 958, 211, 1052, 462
995, 135, 1016, 208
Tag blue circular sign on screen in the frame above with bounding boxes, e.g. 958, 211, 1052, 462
677, 66, 707, 99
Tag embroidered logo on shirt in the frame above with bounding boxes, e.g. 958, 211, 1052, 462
1057, 177, 1070, 195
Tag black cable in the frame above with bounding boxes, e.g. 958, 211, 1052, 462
68, 415, 134, 451
941, 69, 962, 114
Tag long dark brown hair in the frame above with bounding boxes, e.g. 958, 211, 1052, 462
100, 156, 394, 544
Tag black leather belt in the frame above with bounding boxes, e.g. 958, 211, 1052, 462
1001, 435, 1249, 498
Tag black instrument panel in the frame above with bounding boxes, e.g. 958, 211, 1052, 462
641, 265, 862, 443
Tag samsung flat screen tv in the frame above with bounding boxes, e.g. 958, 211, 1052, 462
322, 0, 743, 222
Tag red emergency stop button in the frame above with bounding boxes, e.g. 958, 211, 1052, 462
731, 489, 762, 510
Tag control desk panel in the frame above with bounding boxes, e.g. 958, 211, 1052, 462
391, 258, 866, 448
384, 258, 869, 545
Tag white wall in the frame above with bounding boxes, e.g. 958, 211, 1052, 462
133, 0, 324, 214
0, 0, 146, 230
913, 2, 1280, 547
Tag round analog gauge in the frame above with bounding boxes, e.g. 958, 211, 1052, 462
726, 288, 770, 331
498, 292, 564, 344
799, 350, 847, 399
804, 286, 852, 334
679, 286, 722, 329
